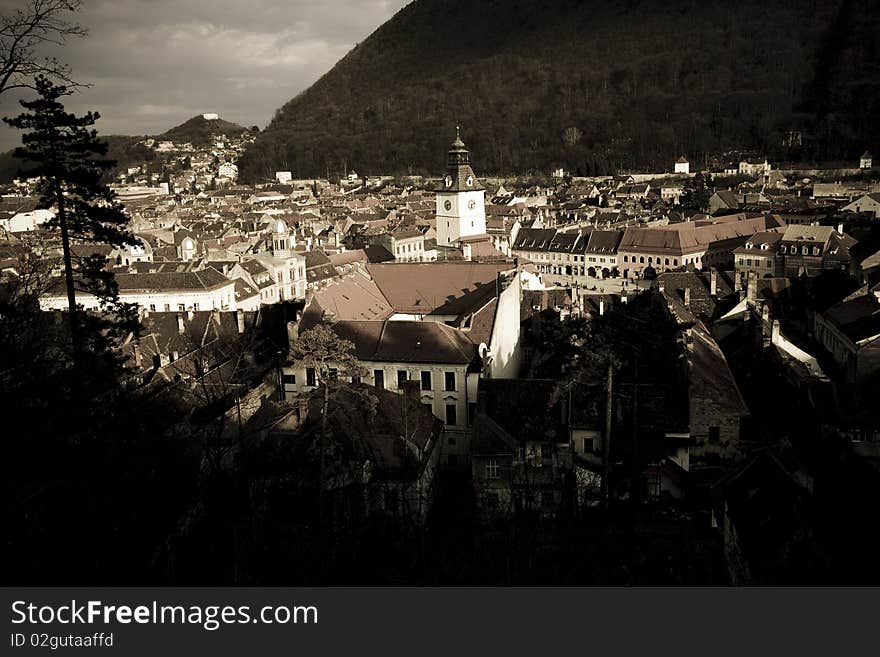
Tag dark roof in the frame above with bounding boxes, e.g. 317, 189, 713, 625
330, 320, 476, 365
823, 289, 880, 344
366, 262, 509, 315
585, 230, 623, 253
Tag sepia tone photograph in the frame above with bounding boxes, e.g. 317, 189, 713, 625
2, 0, 880, 593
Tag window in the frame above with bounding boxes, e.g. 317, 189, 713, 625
193, 303, 200, 311
306, 368, 316, 387
282, 374, 296, 385
164, 304, 171, 312
178, 304, 186, 312
328, 368, 338, 380
486, 492, 499, 510
486, 459, 500, 479
445, 404, 457, 426
708, 426, 721, 443
149, 304, 156, 312
582, 437, 594, 453
420, 371, 432, 391
447, 434, 457, 446
444, 371, 456, 391
397, 370, 408, 388
374, 369, 385, 388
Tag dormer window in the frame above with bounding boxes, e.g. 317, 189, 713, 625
445, 175, 452, 188
466, 175, 473, 187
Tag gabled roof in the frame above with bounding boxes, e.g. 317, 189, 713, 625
331, 320, 476, 365
366, 262, 509, 315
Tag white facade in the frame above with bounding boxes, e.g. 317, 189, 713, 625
40, 280, 237, 313
0, 208, 53, 233
436, 189, 487, 246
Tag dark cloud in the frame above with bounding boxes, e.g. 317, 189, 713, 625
0, 0, 410, 150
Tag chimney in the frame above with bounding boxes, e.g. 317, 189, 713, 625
236, 309, 245, 334
710, 269, 717, 296
684, 287, 691, 307
177, 313, 185, 334
599, 298, 605, 316
771, 319, 780, 344
133, 342, 142, 369
762, 303, 770, 325
837, 223, 844, 235
746, 271, 757, 306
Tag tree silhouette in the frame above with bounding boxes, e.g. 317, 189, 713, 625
0, 0, 86, 95
4, 75, 138, 357
290, 324, 369, 526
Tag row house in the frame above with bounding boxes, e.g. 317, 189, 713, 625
778, 224, 855, 277
813, 285, 880, 384
371, 226, 427, 261
40, 262, 238, 313
510, 228, 622, 282
618, 214, 785, 278
734, 230, 785, 279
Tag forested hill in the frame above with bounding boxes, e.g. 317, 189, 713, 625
237, 0, 880, 182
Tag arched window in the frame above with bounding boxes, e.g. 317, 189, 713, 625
673, 259, 678, 266
623, 255, 629, 263
664, 258, 669, 266
648, 257, 653, 264
640, 256, 645, 264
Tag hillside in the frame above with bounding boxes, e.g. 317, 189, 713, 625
0, 115, 248, 183
238, 0, 880, 181
157, 115, 248, 147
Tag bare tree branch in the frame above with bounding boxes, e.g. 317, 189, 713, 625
0, 0, 87, 96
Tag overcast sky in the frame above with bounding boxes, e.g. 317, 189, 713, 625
0, 0, 410, 151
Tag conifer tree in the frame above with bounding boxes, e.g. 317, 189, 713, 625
3, 75, 138, 357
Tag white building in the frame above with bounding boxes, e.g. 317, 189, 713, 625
861, 151, 873, 169
435, 129, 487, 248
40, 264, 237, 313
0, 207, 53, 233
674, 156, 690, 174
218, 162, 238, 180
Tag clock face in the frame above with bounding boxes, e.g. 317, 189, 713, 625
444, 200, 452, 211
468, 200, 476, 210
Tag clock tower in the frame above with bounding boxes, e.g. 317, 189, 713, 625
436, 128, 486, 248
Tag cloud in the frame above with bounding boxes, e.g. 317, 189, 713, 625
0, 0, 410, 150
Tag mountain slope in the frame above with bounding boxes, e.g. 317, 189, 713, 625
238, 0, 880, 181
157, 115, 247, 147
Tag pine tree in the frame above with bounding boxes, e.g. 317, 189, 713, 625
3, 75, 138, 357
